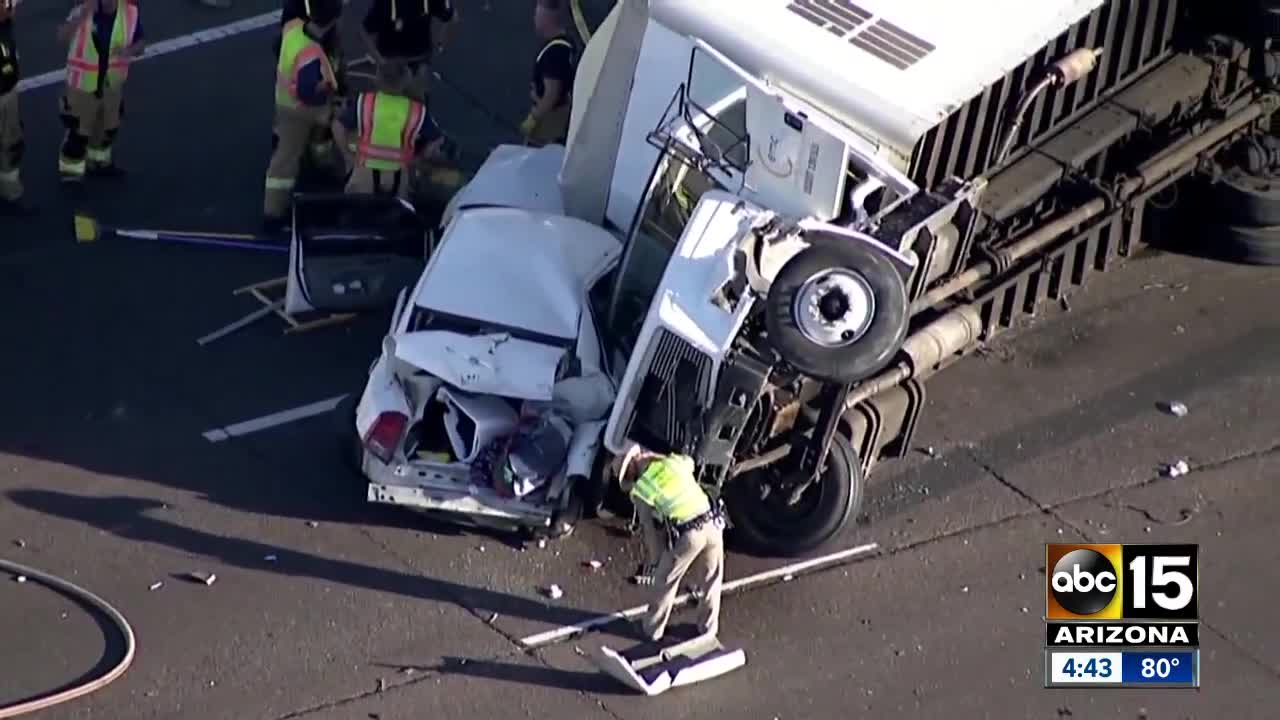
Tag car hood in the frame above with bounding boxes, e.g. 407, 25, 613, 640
412, 207, 622, 342
392, 331, 566, 402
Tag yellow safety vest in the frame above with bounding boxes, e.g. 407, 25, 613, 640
275, 20, 335, 109
352, 91, 426, 171
630, 455, 711, 524
65, 2, 140, 92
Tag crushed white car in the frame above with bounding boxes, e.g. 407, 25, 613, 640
342, 179, 622, 536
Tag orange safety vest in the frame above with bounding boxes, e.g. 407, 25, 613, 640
353, 91, 426, 171
65, 2, 140, 92
275, 19, 336, 109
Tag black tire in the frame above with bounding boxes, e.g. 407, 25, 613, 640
1212, 167, 1280, 227
764, 237, 908, 384
333, 394, 366, 482
724, 433, 863, 558
1220, 223, 1280, 265
530, 492, 583, 541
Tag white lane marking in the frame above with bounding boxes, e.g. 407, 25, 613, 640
202, 394, 348, 443
519, 541, 881, 648
18, 10, 284, 94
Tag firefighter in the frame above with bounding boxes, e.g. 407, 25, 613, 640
277, 0, 347, 96
0, 0, 31, 214
521, 0, 577, 147
333, 60, 445, 199
56, 0, 146, 182
615, 441, 726, 643
361, 0, 456, 102
263, 0, 342, 231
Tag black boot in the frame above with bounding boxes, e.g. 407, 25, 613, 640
0, 196, 36, 217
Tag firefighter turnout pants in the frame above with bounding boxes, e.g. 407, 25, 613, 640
638, 507, 725, 642
0, 90, 22, 201
264, 103, 335, 220
58, 87, 124, 179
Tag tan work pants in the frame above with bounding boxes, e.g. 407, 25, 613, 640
0, 90, 22, 201
638, 504, 725, 641
264, 103, 334, 220
344, 166, 411, 199
59, 86, 124, 177
526, 103, 571, 148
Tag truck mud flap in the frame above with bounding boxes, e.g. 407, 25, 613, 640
591, 634, 746, 696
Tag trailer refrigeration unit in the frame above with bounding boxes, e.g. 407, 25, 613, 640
348, 0, 1280, 555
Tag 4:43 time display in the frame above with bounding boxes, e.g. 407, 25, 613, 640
1063, 656, 1113, 678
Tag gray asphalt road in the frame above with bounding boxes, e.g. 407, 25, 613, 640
2, 2, 1279, 719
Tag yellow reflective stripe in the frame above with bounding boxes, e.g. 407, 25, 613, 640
59, 157, 87, 174
536, 38, 573, 65
87, 147, 112, 163
0, 168, 19, 182
265, 177, 296, 190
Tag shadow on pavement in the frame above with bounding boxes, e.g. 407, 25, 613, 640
435, 655, 629, 696
5, 490, 605, 629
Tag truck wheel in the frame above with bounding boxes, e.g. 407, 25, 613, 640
764, 238, 908, 384
724, 433, 863, 558
1220, 223, 1280, 265
1212, 166, 1280, 227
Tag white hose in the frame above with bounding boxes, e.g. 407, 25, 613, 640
0, 558, 137, 719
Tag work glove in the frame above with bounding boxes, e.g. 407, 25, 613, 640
518, 113, 537, 141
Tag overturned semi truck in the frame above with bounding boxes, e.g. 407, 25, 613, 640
347, 0, 1279, 556
552, 0, 1280, 555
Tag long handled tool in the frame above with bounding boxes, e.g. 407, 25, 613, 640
73, 214, 287, 253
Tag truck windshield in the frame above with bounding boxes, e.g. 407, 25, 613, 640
601, 48, 748, 357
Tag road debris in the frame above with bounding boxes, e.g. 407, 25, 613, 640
1161, 459, 1190, 477
582, 560, 603, 571
1159, 401, 1189, 417
14, 575, 27, 584
149, 581, 164, 591
306, 521, 319, 528
376, 678, 387, 693
12, 539, 24, 548
263, 554, 278, 562
188, 572, 218, 586
486, 612, 499, 624
537, 539, 547, 549
961, 585, 970, 593
544, 584, 564, 600
783, 573, 795, 582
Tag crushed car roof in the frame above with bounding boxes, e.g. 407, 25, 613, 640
413, 208, 622, 341
651, 0, 1103, 159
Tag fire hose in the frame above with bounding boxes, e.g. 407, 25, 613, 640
0, 559, 136, 719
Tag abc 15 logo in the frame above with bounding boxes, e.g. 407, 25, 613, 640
1046, 544, 1199, 620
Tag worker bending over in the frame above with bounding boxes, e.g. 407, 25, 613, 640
57, 0, 146, 182
333, 61, 445, 199
522, 0, 577, 147
362, 0, 456, 101
264, 0, 341, 230
615, 442, 726, 643
0, 0, 30, 214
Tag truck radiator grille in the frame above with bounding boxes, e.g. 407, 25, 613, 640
624, 328, 714, 454
910, 0, 1181, 190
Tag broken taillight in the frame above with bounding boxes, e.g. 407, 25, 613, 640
363, 411, 409, 464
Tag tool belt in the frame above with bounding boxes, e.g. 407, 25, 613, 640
663, 501, 726, 546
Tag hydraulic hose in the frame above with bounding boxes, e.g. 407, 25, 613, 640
0, 558, 137, 719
